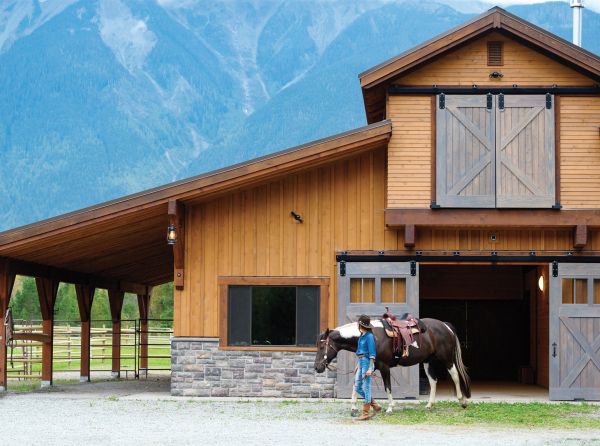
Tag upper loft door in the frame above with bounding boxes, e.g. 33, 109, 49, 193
335, 261, 419, 399
436, 94, 555, 208
436, 94, 496, 208
496, 95, 555, 207
550, 263, 600, 400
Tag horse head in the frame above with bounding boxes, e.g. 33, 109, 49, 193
314, 328, 337, 373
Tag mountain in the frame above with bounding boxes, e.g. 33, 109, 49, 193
0, 0, 599, 231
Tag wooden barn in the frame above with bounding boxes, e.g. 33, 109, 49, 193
1, 7, 599, 400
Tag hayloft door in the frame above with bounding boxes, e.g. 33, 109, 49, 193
550, 263, 600, 400
336, 261, 419, 399
496, 95, 555, 208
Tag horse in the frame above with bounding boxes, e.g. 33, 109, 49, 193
314, 316, 471, 415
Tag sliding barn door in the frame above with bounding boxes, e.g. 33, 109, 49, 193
336, 262, 419, 399
496, 95, 555, 208
550, 263, 600, 400
436, 95, 496, 207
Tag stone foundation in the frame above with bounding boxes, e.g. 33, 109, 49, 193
171, 337, 336, 398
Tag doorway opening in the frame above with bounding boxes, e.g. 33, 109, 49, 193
420, 264, 549, 393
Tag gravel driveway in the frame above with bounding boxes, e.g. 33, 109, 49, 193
1, 379, 599, 446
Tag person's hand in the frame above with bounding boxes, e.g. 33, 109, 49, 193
366, 370, 372, 377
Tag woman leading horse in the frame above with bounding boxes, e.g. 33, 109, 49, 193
314, 315, 470, 415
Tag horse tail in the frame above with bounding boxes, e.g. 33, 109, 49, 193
453, 333, 471, 399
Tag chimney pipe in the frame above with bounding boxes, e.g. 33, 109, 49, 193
570, 0, 584, 47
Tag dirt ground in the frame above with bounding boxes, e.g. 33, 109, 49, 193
1, 377, 599, 446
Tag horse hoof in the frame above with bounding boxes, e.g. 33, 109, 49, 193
385, 408, 393, 415
351, 409, 358, 417
425, 405, 433, 411
461, 403, 468, 409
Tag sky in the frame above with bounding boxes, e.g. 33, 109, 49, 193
486, 0, 600, 12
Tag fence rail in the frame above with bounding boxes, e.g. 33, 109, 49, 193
7, 319, 172, 381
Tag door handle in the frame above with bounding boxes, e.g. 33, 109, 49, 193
552, 342, 557, 358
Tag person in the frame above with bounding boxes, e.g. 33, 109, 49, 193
355, 314, 382, 420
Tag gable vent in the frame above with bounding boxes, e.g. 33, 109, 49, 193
487, 41, 503, 66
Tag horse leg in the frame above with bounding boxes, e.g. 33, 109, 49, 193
379, 366, 394, 414
351, 367, 360, 417
448, 364, 467, 408
423, 362, 437, 410
350, 386, 359, 417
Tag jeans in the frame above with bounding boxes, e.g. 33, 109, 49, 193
354, 356, 372, 404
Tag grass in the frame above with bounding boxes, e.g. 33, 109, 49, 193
8, 378, 80, 392
373, 401, 600, 429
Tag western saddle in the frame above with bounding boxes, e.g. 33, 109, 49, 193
382, 307, 425, 358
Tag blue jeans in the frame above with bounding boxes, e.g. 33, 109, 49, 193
354, 356, 372, 404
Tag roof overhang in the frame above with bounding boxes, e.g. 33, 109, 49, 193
360, 7, 600, 123
0, 121, 392, 289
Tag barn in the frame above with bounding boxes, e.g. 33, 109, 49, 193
1, 7, 600, 401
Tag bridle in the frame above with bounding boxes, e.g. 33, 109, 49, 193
319, 336, 339, 371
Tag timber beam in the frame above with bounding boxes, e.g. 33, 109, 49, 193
168, 200, 185, 290
108, 289, 124, 379
0, 259, 15, 391
137, 289, 152, 372
36, 277, 59, 387
75, 284, 95, 382
1, 257, 147, 295
386, 209, 600, 228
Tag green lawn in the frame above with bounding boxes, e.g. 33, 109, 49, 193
374, 401, 600, 429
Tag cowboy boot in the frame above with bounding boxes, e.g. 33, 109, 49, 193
356, 403, 372, 421
371, 399, 382, 413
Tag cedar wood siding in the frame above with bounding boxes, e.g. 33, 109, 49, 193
387, 33, 600, 210
174, 148, 402, 337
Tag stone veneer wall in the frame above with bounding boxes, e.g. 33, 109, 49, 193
171, 337, 337, 398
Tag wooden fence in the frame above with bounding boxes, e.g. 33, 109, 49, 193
7, 320, 172, 381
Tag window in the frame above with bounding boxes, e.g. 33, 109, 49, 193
436, 94, 555, 208
220, 278, 328, 349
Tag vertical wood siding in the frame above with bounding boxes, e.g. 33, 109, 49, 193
174, 148, 401, 336
395, 33, 594, 87
559, 96, 600, 208
387, 95, 432, 208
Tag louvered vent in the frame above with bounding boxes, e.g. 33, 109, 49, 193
487, 41, 503, 66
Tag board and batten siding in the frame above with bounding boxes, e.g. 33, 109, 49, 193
560, 96, 600, 208
174, 148, 401, 337
394, 32, 594, 87
387, 95, 600, 210
387, 95, 432, 208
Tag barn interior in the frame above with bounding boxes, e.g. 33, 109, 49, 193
419, 264, 549, 391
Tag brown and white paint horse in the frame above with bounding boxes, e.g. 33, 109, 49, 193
314, 318, 471, 414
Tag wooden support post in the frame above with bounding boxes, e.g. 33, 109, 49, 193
574, 225, 588, 249
168, 199, 186, 290
137, 289, 151, 372
0, 260, 15, 391
108, 289, 124, 379
36, 277, 59, 387
404, 224, 416, 248
75, 284, 95, 382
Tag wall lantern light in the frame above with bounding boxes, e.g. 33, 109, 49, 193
167, 223, 177, 245
538, 274, 545, 292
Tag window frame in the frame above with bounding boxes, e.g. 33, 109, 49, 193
218, 277, 329, 351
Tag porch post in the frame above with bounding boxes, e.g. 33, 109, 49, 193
137, 289, 151, 373
36, 277, 59, 387
75, 285, 95, 382
0, 260, 15, 391
108, 289, 124, 379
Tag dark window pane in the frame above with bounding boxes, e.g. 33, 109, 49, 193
252, 287, 295, 346
228, 286, 251, 346
296, 286, 320, 347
